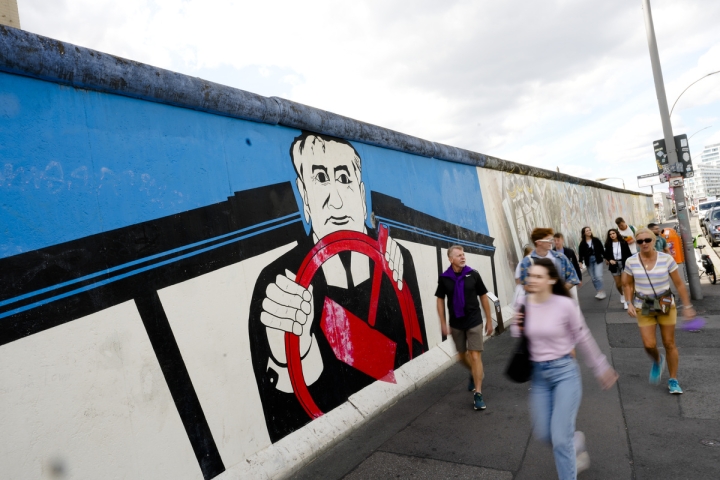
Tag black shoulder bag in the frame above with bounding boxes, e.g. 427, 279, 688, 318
505, 301, 532, 383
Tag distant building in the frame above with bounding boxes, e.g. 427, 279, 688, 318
700, 142, 720, 166
684, 162, 720, 203
0, 0, 20, 29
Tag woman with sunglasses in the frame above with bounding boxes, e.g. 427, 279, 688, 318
622, 228, 695, 394
513, 258, 618, 479
577, 227, 606, 299
604, 229, 632, 309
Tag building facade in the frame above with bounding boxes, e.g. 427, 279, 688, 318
684, 162, 720, 203
0, 0, 20, 28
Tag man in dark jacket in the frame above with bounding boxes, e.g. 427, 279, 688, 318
553, 233, 582, 285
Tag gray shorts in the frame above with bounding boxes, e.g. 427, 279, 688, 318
610, 261, 624, 277
451, 323, 484, 353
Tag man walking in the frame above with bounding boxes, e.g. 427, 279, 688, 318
436, 245, 494, 411
518, 228, 581, 298
616, 217, 637, 254
649, 223, 670, 253
553, 232, 582, 284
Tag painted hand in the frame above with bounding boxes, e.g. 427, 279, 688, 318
384, 235, 404, 290
261, 269, 314, 341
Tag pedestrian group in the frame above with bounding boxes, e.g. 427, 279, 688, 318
434, 215, 694, 480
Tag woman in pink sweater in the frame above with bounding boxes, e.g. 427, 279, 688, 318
513, 258, 618, 479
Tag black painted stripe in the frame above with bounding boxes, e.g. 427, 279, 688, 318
135, 292, 225, 480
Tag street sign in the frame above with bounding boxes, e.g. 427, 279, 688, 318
637, 172, 663, 187
653, 134, 694, 178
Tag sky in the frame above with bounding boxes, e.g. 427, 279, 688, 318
17, 0, 720, 194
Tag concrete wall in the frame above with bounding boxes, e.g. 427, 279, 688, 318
0, 27, 654, 480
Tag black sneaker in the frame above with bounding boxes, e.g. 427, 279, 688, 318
467, 374, 475, 392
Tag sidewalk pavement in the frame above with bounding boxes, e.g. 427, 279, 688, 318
291, 236, 720, 479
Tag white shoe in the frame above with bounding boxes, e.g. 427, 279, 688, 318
576, 451, 591, 473
620, 295, 625, 304
623, 301, 628, 310
575, 431, 590, 473
596, 291, 607, 300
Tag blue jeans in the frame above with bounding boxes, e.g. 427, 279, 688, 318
530, 355, 582, 480
587, 257, 604, 292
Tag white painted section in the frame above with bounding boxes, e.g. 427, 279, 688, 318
158, 242, 297, 470
220, 339, 457, 480
0, 301, 200, 480
395, 239, 443, 349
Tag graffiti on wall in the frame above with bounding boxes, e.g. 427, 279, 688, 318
478, 168, 655, 305
0, 74, 496, 480
248, 133, 429, 441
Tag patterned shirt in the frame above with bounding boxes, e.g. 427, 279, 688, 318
624, 252, 677, 308
518, 249, 580, 286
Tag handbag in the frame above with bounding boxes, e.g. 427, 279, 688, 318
637, 260, 674, 315
505, 302, 532, 383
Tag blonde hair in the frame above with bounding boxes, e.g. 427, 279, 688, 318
447, 245, 464, 257
634, 227, 656, 242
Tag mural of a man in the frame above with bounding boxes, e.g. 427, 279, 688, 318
248, 132, 427, 442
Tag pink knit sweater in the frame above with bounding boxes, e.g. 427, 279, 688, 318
511, 295, 611, 378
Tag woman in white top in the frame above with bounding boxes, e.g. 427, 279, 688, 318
622, 228, 695, 394
603, 229, 632, 309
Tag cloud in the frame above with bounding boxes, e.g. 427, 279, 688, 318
16, 0, 720, 193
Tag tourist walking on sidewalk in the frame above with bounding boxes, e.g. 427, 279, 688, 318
436, 245, 494, 410
577, 227, 606, 299
517, 228, 580, 301
604, 228, 632, 310
512, 258, 618, 480
622, 228, 695, 394
615, 217, 637, 254
648, 223, 670, 253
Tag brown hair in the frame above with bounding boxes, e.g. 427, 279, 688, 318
615, 217, 625, 225
531, 258, 571, 298
553, 233, 564, 239
531, 228, 554, 243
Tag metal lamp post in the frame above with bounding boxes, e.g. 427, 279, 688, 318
641, 0, 702, 300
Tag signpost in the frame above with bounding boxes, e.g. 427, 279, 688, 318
643, 0, 702, 300
653, 134, 694, 178
637, 172, 664, 188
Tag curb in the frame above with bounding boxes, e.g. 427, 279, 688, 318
218, 312, 513, 479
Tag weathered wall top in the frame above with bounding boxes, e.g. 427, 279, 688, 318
0, 25, 648, 197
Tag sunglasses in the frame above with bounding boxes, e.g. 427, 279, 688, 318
537, 239, 553, 244
636, 238, 654, 244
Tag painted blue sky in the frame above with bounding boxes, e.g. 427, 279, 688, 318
17, 0, 720, 194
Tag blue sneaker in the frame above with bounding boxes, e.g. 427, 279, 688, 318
473, 392, 486, 410
649, 353, 666, 385
668, 378, 683, 394
467, 374, 475, 392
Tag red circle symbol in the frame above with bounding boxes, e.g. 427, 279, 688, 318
284, 225, 421, 419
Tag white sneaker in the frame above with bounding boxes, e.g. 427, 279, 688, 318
623, 301, 628, 310
596, 291, 607, 300
576, 451, 591, 473
620, 295, 625, 304
575, 431, 590, 473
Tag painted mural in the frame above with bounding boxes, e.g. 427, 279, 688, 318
0, 72, 497, 480
478, 168, 655, 306
0, 51, 653, 479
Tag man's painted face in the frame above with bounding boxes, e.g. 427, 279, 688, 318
296, 140, 367, 240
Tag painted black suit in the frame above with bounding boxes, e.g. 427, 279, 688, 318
248, 228, 427, 442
